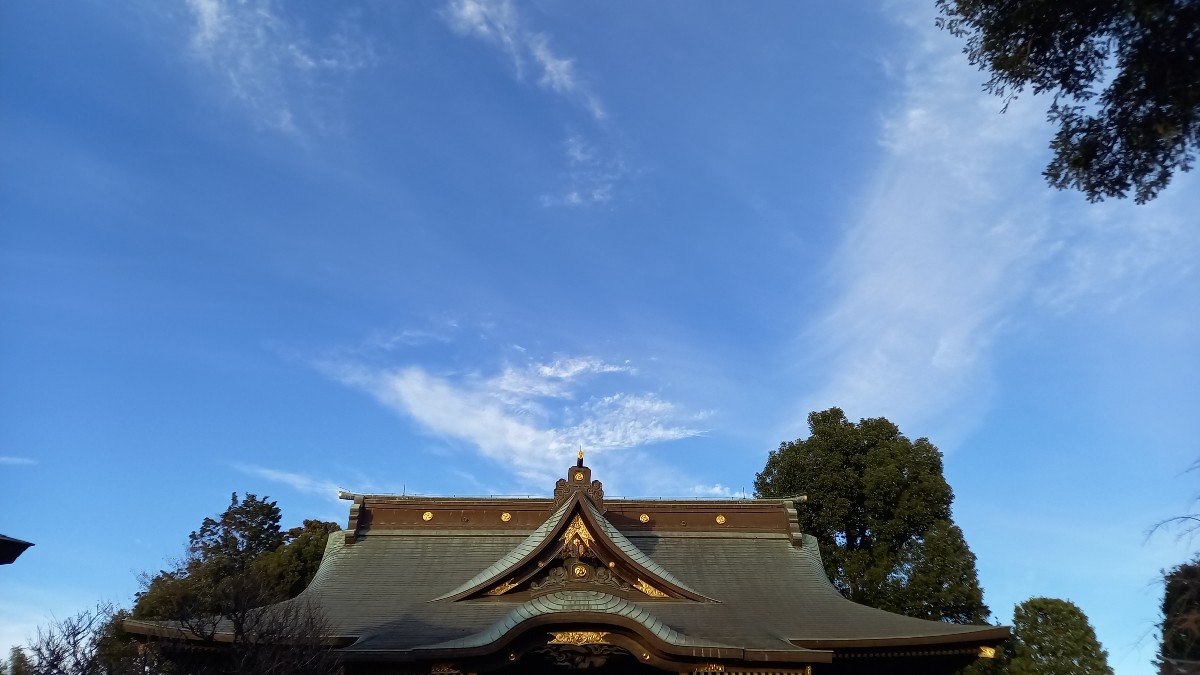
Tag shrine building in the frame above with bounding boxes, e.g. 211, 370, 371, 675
127, 452, 1008, 674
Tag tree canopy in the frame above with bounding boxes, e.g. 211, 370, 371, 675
754, 407, 988, 624
1007, 597, 1113, 675
124, 493, 342, 674
936, 0, 1200, 204
1160, 557, 1200, 669
134, 493, 337, 621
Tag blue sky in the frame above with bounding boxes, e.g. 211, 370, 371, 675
2, 1, 1198, 672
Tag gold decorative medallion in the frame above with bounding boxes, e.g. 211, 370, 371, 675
574, 471, 585, 481
715, 514, 726, 525
548, 631, 609, 646
608, 561, 616, 568
422, 511, 433, 521
500, 512, 512, 522
642, 652, 651, 661
979, 646, 997, 659
633, 578, 668, 598
638, 513, 650, 523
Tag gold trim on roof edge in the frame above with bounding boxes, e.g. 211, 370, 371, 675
633, 578, 668, 598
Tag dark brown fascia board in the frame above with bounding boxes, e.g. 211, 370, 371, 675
341, 493, 796, 508
791, 625, 1011, 650
343, 494, 555, 506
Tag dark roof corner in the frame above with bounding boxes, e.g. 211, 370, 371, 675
0, 534, 34, 565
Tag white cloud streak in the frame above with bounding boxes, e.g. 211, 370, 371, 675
441, 2, 626, 207
232, 463, 342, 499
0, 456, 37, 466
797, 7, 1199, 442
322, 356, 700, 485
182, 0, 376, 133
443, 0, 605, 120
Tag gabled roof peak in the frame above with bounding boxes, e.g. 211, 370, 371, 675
429, 491, 715, 604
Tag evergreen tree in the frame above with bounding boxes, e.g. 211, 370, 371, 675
130, 493, 341, 674
135, 493, 339, 620
7, 647, 30, 675
754, 407, 988, 623
1160, 558, 1200, 670
1007, 597, 1112, 675
936, 0, 1200, 204
254, 519, 342, 601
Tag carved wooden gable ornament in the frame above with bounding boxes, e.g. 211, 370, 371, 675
431, 455, 714, 604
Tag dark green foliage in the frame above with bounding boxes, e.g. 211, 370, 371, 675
936, 0, 1200, 203
7, 647, 30, 675
755, 407, 988, 623
190, 492, 286, 576
1007, 597, 1113, 675
255, 520, 342, 601
1160, 558, 1200, 668
128, 493, 341, 674
133, 494, 337, 621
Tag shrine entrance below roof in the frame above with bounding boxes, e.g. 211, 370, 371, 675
488, 645, 663, 674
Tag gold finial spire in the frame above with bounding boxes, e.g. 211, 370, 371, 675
577, 446, 584, 467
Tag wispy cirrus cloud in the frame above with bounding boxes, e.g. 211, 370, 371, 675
441, 1, 629, 207
232, 463, 342, 499
796, 6, 1199, 442
442, 0, 604, 120
0, 456, 37, 466
181, 0, 377, 133
320, 354, 701, 485
540, 134, 629, 208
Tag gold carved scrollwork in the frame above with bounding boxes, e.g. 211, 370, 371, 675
430, 665, 461, 674
695, 665, 724, 672
547, 631, 609, 645
560, 514, 595, 555
633, 578, 668, 598
486, 579, 517, 596
979, 646, 998, 659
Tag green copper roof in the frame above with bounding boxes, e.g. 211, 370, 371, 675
128, 496, 1008, 662
429, 498, 575, 602
420, 590, 731, 651
579, 499, 709, 600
